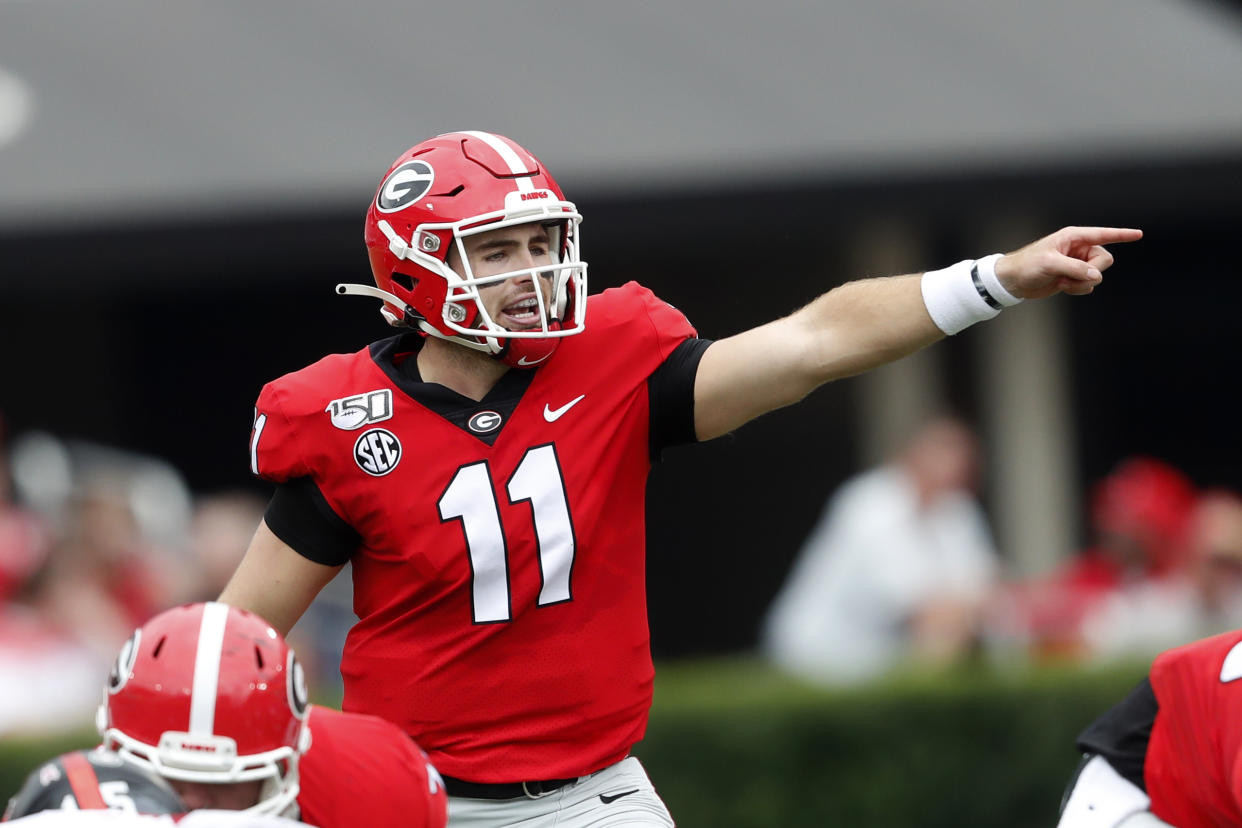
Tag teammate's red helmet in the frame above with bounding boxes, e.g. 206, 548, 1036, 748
95, 602, 310, 818
343, 131, 587, 369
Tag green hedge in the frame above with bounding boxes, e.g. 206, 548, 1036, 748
636, 657, 1149, 828
1, 658, 1147, 826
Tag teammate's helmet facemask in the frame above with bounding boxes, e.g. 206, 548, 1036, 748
344, 131, 588, 369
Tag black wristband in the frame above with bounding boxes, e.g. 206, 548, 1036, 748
971, 262, 1005, 311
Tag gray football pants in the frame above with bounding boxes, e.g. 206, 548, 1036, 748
447, 757, 675, 827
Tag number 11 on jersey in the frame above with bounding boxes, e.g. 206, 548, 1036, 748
438, 444, 576, 623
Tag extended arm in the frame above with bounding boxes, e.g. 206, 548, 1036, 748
692, 226, 1141, 441
218, 519, 343, 636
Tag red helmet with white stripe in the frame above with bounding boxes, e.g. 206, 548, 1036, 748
95, 602, 310, 818
343, 131, 588, 368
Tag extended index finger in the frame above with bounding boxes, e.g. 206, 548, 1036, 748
1063, 226, 1144, 245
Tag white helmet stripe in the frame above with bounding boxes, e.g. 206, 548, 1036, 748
458, 130, 536, 193
189, 601, 230, 735
249, 410, 267, 476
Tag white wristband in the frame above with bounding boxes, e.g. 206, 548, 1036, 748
920, 254, 1020, 335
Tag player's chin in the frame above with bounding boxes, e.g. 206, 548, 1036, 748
501, 317, 549, 334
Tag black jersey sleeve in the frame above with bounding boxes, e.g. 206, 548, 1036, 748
264, 476, 361, 567
648, 337, 713, 460
1075, 676, 1159, 791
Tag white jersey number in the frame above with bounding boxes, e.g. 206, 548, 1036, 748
1221, 640, 1242, 682
438, 444, 576, 623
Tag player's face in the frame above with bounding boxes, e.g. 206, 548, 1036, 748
167, 778, 263, 811
449, 223, 556, 332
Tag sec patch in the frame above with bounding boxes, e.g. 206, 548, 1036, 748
354, 428, 402, 476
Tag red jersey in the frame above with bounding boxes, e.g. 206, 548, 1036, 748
1145, 630, 1242, 827
297, 705, 446, 828
250, 283, 697, 782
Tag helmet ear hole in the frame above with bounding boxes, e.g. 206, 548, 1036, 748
391, 272, 415, 292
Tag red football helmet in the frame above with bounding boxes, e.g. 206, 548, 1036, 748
95, 602, 310, 818
342, 130, 588, 368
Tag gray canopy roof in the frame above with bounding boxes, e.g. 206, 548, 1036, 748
1, 0, 1241, 230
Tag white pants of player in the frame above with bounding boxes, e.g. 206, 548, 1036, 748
1057, 755, 1173, 828
447, 757, 675, 827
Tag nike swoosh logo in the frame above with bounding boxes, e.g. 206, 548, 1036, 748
599, 789, 640, 804
543, 394, 585, 422
517, 353, 551, 366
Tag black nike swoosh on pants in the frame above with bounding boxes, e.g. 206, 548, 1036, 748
599, 789, 640, 804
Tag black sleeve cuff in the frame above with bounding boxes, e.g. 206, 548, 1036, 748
1074, 676, 1158, 791
648, 337, 713, 460
265, 477, 361, 567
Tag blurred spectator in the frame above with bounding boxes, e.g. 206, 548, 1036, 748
0, 419, 102, 737
760, 415, 1001, 685
39, 481, 174, 658
6, 426, 355, 704
0, 580, 105, 738
182, 489, 355, 695
9, 433, 193, 558
0, 413, 51, 609
1185, 488, 1242, 627
1080, 456, 1196, 584
1074, 486, 1242, 660
0, 430, 198, 736
8, 433, 192, 641
998, 456, 1202, 662
182, 490, 270, 602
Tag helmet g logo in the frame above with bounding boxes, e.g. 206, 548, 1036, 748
107, 631, 141, 695
377, 160, 435, 213
286, 653, 309, 718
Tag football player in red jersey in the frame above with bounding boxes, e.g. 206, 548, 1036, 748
94, 603, 446, 828
218, 130, 1142, 826
1058, 629, 1242, 828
